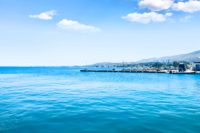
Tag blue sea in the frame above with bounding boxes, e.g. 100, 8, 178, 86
0, 67, 200, 133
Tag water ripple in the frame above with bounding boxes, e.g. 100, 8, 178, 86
0, 67, 200, 133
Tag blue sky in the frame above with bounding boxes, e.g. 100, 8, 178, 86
0, 0, 200, 66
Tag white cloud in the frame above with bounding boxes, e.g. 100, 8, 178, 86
172, 0, 200, 13
122, 12, 172, 24
57, 19, 101, 32
165, 12, 173, 16
139, 0, 174, 11
29, 10, 56, 20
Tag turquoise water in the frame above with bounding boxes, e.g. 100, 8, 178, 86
0, 67, 200, 133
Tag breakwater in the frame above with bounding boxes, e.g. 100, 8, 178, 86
80, 69, 198, 74
81, 69, 166, 73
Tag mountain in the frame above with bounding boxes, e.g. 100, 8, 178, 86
89, 50, 200, 67
86, 62, 123, 67
137, 50, 200, 63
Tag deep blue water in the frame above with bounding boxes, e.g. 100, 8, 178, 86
0, 67, 200, 133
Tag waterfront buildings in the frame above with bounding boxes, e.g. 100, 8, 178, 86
194, 62, 200, 71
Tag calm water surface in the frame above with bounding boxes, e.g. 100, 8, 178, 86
0, 67, 200, 133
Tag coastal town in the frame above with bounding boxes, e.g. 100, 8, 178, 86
81, 61, 200, 74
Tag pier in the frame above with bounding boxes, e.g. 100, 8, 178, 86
80, 69, 166, 73
80, 69, 198, 74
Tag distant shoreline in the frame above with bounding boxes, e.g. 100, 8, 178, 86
80, 69, 200, 74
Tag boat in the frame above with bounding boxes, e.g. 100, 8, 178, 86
169, 70, 196, 74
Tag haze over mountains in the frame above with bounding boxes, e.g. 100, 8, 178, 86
137, 50, 200, 63
91, 50, 200, 66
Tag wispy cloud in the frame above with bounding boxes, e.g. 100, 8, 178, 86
57, 19, 101, 32
172, 0, 200, 13
180, 15, 192, 22
122, 12, 172, 24
29, 10, 56, 20
139, 0, 173, 11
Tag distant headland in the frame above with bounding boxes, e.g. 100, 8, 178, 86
81, 50, 200, 74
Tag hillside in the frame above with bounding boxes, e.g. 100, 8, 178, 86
89, 50, 200, 67
137, 50, 200, 63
